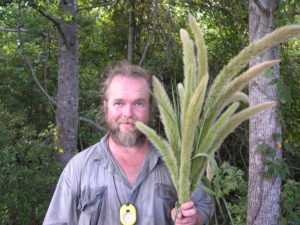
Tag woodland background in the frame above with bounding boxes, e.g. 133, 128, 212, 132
0, 0, 299, 224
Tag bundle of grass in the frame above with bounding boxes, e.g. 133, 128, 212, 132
135, 15, 300, 206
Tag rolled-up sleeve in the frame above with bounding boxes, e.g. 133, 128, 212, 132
43, 163, 79, 225
191, 182, 214, 225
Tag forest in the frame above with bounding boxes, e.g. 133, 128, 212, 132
0, 0, 299, 224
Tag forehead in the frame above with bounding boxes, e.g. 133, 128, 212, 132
106, 75, 150, 101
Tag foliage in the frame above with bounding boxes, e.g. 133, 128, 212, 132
256, 141, 290, 181
0, 106, 61, 225
213, 162, 247, 198
281, 179, 300, 225
187, 0, 249, 78
212, 162, 247, 225
209, 164, 299, 225
0, 0, 299, 224
275, 0, 300, 27
279, 38, 300, 180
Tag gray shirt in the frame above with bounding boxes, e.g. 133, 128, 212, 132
43, 135, 214, 225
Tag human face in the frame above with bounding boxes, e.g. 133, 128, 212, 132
104, 75, 151, 147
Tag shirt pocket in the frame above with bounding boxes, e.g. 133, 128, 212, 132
78, 186, 108, 225
154, 183, 178, 225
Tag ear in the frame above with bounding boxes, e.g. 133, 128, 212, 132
103, 101, 108, 113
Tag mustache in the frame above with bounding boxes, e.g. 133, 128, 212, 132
117, 118, 136, 124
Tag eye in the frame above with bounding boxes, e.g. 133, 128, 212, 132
134, 101, 145, 107
114, 101, 124, 106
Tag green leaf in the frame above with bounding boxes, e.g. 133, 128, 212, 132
269, 78, 279, 85
272, 133, 282, 142
267, 148, 277, 160
283, 142, 294, 154
193, 152, 218, 171
195, 184, 216, 196
276, 78, 291, 105
256, 143, 270, 153
263, 68, 274, 77
256, 144, 276, 159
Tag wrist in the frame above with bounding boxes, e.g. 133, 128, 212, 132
195, 211, 205, 225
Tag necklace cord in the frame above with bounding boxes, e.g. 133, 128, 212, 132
113, 175, 123, 206
113, 175, 142, 206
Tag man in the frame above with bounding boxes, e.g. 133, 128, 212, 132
43, 61, 213, 225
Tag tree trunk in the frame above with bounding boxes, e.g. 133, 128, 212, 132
139, 0, 158, 66
127, 0, 135, 63
56, 0, 79, 167
247, 0, 282, 224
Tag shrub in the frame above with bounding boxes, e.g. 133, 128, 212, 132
281, 179, 300, 225
0, 108, 61, 225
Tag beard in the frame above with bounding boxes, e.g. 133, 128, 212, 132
105, 117, 146, 147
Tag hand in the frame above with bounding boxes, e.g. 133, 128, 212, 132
171, 201, 204, 225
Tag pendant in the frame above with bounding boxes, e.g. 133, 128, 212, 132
120, 203, 137, 225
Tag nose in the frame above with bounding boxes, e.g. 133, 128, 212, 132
122, 104, 133, 118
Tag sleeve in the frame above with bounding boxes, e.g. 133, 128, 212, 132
43, 162, 80, 225
191, 181, 215, 225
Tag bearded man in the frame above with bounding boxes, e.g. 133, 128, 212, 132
43, 61, 214, 225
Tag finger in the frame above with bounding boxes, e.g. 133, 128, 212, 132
180, 200, 195, 210
181, 207, 197, 217
171, 207, 184, 221
177, 210, 183, 219
175, 217, 195, 225
171, 208, 176, 221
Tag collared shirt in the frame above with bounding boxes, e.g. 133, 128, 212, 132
43, 135, 214, 225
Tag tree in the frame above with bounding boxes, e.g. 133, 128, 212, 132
0, 0, 80, 167
247, 0, 282, 224
0, 0, 112, 167
53, 0, 79, 167
127, 0, 135, 63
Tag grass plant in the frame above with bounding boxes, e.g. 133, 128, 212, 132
135, 14, 300, 206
